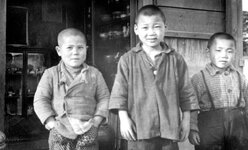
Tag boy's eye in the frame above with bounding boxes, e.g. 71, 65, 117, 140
154, 25, 161, 28
215, 49, 221, 52
141, 26, 148, 30
67, 47, 73, 50
227, 50, 234, 53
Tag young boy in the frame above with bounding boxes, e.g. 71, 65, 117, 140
34, 28, 110, 150
189, 32, 248, 150
109, 5, 199, 150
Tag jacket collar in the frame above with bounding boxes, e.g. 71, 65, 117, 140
131, 42, 174, 54
58, 61, 89, 85
205, 63, 236, 76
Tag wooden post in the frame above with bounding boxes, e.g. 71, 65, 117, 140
0, 0, 6, 131
226, 0, 243, 69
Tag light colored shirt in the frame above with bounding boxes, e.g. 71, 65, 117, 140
109, 42, 199, 140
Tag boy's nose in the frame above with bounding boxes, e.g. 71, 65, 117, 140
147, 28, 155, 35
72, 48, 79, 54
221, 51, 228, 58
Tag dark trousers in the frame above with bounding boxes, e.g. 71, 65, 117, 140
195, 108, 248, 150
126, 137, 178, 150
48, 127, 99, 150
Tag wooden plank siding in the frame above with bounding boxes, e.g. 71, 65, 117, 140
155, 0, 225, 76
162, 7, 225, 39
0, 0, 6, 131
157, 0, 225, 39
226, 0, 243, 69
165, 38, 209, 77
156, 0, 224, 11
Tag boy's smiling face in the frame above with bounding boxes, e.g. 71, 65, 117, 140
134, 15, 166, 49
56, 35, 87, 68
208, 38, 235, 69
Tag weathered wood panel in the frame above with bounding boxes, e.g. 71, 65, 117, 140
165, 38, 209, 76
156, 0, 224, 11
226, 0, 243, 69
162, 7, 225, 39
0, 0, 6, 131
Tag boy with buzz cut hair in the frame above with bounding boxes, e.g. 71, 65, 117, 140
34, 28, 110, 150
109, 5, 199, 150
189, 32, 248, 150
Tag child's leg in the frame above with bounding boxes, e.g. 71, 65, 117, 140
196, 110, 225, 150
127, 137, 178, 150
75, 126, 99, 150
48, 128, 75, 150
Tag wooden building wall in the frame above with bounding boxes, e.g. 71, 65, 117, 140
157, 0, 225, 76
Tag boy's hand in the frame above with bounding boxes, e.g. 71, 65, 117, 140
188, 130, 200, 145
45, 117, 57, 130
179, 111, 190, 142
119, 110, 137, 141
92, 116, 104, 128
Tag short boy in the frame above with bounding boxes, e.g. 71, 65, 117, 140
189, 32, 248, 150
34, 28, 110, 150
109, 5, 199, 150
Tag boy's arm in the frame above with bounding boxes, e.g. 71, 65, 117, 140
94, 70, 110, 126
108, 56, 136, 140
109, 56, 129, 112
188, 75, 201, 145
33, 69, 55, 125
180, 111, 190, 141
119, 110, 136, 141
189, 75, 201, 132
242, 75, 248, 114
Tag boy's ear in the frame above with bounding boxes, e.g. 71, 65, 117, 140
164, 24, 167, 29
164, 24, 168, 33
55, 46, 62, 56
206, 48, 211, 58
134, 24, 138, 35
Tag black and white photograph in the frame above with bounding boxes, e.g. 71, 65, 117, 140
0, 0, 248, 150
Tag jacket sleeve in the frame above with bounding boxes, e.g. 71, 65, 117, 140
177, 54, 199, 112
190, 74, 202, 132
33, 69, 55, 124
108, 56, 129, 112
242, 73, 248, 113
94, 70, 110, 122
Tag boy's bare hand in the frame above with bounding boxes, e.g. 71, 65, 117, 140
189, 130, 200, 145
92, 116, 104, 128
119, 110, 137, 141
45, 117, 57, 130
180, 111, 190, 142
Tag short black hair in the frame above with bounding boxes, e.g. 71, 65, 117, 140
207, 32, 236, 49
57, 28, 86, 46
135, 5, 166, 24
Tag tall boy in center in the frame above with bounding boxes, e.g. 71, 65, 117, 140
109, 5, 199, 150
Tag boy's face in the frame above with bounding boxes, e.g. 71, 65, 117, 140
56, 35, 87, 68
208, 38, 235, 69
134, 15, 166, 49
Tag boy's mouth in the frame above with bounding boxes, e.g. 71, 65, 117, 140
146, 38, 157, 42
218, 60, 229, 64
71, 58, 80, 61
